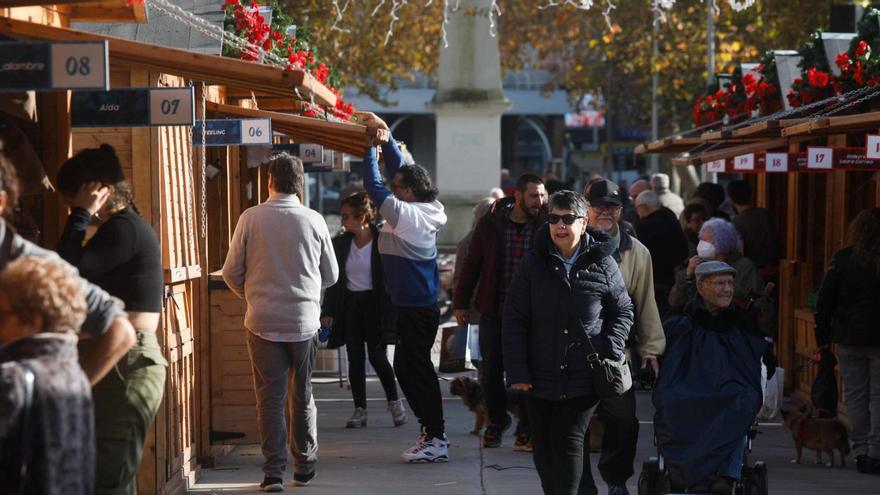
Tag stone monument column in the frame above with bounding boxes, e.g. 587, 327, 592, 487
428, 0, 510, 246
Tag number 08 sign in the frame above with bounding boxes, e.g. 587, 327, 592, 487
0, 41, 108, 91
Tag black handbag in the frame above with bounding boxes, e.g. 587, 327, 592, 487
585, 336, 632, 399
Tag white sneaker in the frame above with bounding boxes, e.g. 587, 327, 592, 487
388, 399, 408, 427
401, 434, 449, 463
346, 407, 367, 428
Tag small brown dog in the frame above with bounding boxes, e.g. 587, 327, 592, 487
449, 376, 489, 435
449, 376, 523, 435
781, 407, 850, 467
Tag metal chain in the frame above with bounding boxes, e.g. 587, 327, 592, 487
200, 83, 208, 240
184, 80, 198, 254
811, 85, 880, 119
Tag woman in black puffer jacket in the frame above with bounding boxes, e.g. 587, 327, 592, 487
816, 208, 880, 475
503, 190, 634, 495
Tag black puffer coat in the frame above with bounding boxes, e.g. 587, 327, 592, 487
815, 246, 880, 346
502, 224, 634, 401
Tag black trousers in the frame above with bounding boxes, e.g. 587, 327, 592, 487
393, 306, 445, 439
344, 290, 399, 409
480, 316, 531, 433
581, 388, 639, 487
528, 395, 599, 495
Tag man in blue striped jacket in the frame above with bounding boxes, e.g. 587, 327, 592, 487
362, 113, 449, 463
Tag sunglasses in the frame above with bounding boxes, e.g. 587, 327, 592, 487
547, 214, 583, 225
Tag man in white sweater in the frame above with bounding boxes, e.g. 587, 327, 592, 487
222, 154, 338, 492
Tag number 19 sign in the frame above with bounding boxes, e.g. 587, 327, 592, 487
0, 41, 109, 91
193, 119, 272, 147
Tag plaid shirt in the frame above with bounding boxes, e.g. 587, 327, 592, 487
499, 216, 536, 307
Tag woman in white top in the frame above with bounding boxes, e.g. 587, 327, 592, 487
321, 192, 407, 428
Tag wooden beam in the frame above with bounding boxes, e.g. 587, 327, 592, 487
731, 119, 806, 139
686, 138, 787, 165
206, 101, 369, 156
635, 137, 704, 154
0, 17, 337, 107
782, 111, 880, 137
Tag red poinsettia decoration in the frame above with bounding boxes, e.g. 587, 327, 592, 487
222, 0, 356, 122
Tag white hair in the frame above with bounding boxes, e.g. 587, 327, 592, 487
651, 173, 670, 192
635, 190, 661, 210
488, 187, 505, 199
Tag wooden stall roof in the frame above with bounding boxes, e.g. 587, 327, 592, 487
781, 111, 880, 137
0, 16, 338, 107
675, 138, 787, 166
206, 101, 369, 156
634, 137, 703, 154
0, 1, 147, 23
731, 119, 806, 139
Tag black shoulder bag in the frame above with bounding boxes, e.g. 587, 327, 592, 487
16, 362, 35, 495
585, 336, 632, 399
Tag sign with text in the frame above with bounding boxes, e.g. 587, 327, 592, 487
765, 153, 789, 173
866, 134, 880, 160
193, 119, 272, 146
0, 41, 108, 91
733, 153, 755, 171
807, 147, 833, 170
705, 159, 726, 173
273, 143, 325, 163
71, 87, 194, 127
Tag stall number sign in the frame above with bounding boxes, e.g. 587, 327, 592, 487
866, 135, 880, 160
273, 143, 325, 163
193, 119, 272, 146
705, 159, 726, 173
733, 153, 755, 171
71, 88, 194, 127
807, 147, 833, 170
765, 153, 789, 173
0, 41, 108, 91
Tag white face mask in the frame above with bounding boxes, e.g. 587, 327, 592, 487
697, 240, 717, 259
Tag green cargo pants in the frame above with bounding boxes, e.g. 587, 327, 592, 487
91, 331, 168, 495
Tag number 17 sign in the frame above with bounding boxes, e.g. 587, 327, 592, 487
867, 135, 880, 160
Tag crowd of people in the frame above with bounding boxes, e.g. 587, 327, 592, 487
1, 109, 878, 495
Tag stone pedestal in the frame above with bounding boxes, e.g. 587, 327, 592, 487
429, 0, 510, 246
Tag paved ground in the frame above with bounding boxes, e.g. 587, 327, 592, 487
190, 370, 879, 495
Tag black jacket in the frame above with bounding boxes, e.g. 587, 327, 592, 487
321, 224, 394, 347
635, 207, 689, 287
815, 246, 880, 346
0, 334, 94, 494
502, 224, 634, 401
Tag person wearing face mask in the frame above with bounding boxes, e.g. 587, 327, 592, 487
583, 179, 665, 495
668, 218, 762, 313
320, 192, 407, 429
502, 190, 633, 495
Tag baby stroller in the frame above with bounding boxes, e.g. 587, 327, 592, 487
637, 304, 771, 495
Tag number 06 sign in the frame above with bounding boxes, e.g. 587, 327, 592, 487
193, 119, 272, 147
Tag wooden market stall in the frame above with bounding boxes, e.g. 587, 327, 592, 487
0, 5, 356, 493
636, 114, 880, 417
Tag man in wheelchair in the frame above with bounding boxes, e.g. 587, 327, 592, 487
647, 261, 770, 495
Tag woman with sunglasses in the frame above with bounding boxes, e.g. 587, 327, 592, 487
503, 190, 634, 495
321, 192, 407, 429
